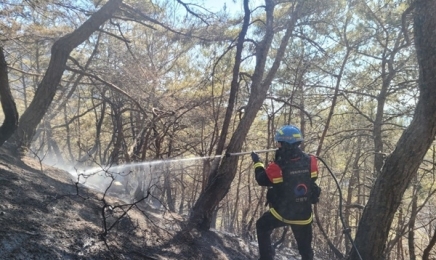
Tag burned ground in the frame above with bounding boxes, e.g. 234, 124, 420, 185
0, 146, 263, 260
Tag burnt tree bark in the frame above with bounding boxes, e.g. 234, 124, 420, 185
349, 1, 436, 259
0, 47, 19, 147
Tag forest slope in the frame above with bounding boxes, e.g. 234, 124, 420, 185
0, 146, 304, 260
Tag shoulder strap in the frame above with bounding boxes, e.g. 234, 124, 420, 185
265, 162, 283, 184
310, 155, 318, 179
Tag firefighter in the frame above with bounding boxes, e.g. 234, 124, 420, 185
251, 125, 321, 260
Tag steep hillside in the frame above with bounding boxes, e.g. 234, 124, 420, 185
0, 146, 264, 260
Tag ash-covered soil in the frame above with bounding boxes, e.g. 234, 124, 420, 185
0, 146, 264, 260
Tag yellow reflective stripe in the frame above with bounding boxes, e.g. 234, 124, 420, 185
253, 162, 264, 169
272, 177, 283, 183
311, 171, 318, 178
270, 208, 313, 225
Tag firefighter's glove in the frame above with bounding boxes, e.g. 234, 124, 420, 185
251, 152, 260, 163
310, 182, 321, 204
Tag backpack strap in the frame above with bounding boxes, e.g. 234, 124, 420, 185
265, 162, 283, 184
310, 155, 318, 179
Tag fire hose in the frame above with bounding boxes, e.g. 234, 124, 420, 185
225, 148, 277, 157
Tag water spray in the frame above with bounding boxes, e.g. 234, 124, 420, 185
225, 148, 277, 157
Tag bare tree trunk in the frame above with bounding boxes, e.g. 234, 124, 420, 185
63, 105, 74, 162
407, 179, 418, 260
0, 47, 19, 146
350, 1, 436, 259
186, 0, 252, 230
165, 134, 176, 212
45, 120, 64, 164
108, 102, 125, 164
314, 41, 351, 260
178, 169, 186, 215
75, 97, 105, 165
164, 171, 175, 212
396, 208, 404, 260
187, 0, 304, 231
7, 0, 122, 150
316, 46, 351, 156
423, 226, 436, 260
230, 165, 243, 231
344, 137, 362, 253
242, 185, 265, 240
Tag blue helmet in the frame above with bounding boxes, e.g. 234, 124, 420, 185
274, 125, 304, 145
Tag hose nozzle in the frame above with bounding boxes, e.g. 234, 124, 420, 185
225, 148, 277, 157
